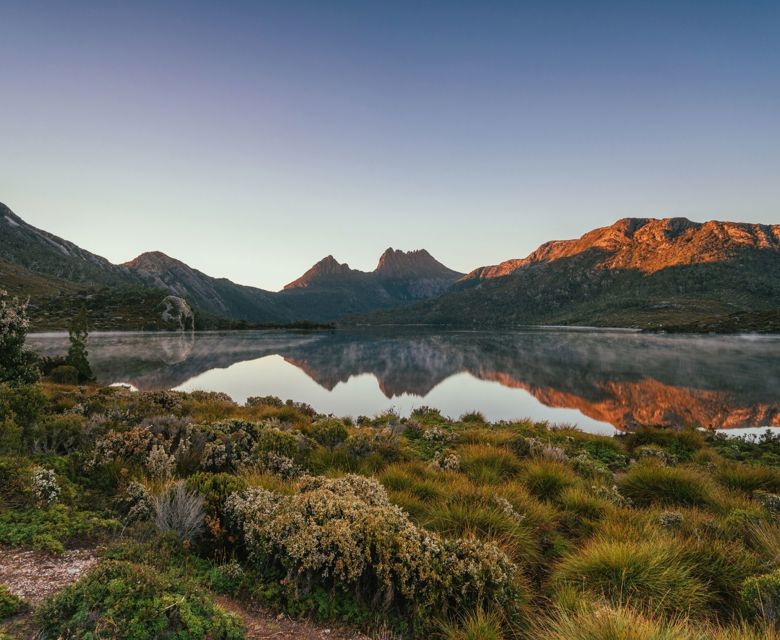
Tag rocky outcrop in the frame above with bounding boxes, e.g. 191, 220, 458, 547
160, 295, 194, 331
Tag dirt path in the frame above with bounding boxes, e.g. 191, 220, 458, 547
0, 547, 384, 640
0, 547, 99, 607
214, 596, 381, 640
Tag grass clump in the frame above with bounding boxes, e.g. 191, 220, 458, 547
617, 464, 714, 508
552, 538, 708, 615
458, 444, 522, 484
521, 460, 577, 501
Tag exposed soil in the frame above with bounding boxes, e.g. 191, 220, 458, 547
214, 596, 380, 640
0, 546, 384, 640
0, 547, 99, 607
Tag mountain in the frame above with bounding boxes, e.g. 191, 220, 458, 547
1, 202, 462, 328
278, 248, 464, 320
360, 217, 780, 329
123, 251, 289, 324
0, 203, 135, 287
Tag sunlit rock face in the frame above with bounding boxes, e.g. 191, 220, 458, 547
160, 296, 194, 332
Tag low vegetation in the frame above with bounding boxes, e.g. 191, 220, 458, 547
1, 300, 779, 640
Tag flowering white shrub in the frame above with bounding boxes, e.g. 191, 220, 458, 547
146, 444, 176, 479
31, 467, 60, 506
431, 449, 461, 471
225, 474, 528, 622
422, 426, 453, 444
117, 481, 154, 523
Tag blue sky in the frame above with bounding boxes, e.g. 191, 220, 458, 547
1, 1, 778, 290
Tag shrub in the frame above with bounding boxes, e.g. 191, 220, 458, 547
622, 428, 705, 461
226, 475, 529, 628
48, 365, 79, 385
553, 538, 708, 615
308, 418, 349, 448
0, 504, 119, 554
28, 414, 86, 454
31, 467, 60, 506
521, 460, 577, 500
0, 290, 40, 385
186, 472, 247, 548
0, 584, 25, 620
153, 481, 205, 542
36, 560, 243, 639
742, 569, 780, 626
617, 464, 713, 508
116, 481, 154, 524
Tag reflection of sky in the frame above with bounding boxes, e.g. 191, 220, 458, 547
175, 354, 617, 435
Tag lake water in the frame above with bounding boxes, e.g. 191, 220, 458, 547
28, 329, 780, 434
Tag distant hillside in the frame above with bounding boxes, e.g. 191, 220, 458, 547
1, 202, 463, 327
358, 218, 780, 330
0, 203, 136, 287
123, 251, 290, 324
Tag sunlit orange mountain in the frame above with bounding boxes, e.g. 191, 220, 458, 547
362, 217, 780, 329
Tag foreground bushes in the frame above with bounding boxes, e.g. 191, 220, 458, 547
226, 475, 529, 630
37, 560, 243, 639
617, 464, 714, 508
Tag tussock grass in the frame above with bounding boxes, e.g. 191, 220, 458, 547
552, 538, 709, 615
617, 464, 715, 508
716, 463, 780, 494
458, 444, 523, 484
521, 460, 578, 500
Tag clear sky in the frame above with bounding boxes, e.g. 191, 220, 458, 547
1, 1, 778, 291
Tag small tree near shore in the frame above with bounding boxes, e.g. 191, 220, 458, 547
67, 306, 94, 382
0, 289, 39, 386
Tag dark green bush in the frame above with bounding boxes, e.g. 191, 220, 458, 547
622, 428, 705, 461
37, 560, 243, 639
741, 569, 780, 626
0, 584, 25, 620
308, 419, 349, 448
48, 365, 79, 385
28, 414, 86, 454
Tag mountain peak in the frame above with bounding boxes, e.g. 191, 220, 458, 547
123, 251, 190, 273
374, 247, 461, 279
284, 255, 357, 290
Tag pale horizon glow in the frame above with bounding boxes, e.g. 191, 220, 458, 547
1, 1, 778, 291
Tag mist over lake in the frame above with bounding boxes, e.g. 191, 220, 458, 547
28, 328, 780, 434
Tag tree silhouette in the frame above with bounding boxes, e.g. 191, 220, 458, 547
67, 306, 94, 382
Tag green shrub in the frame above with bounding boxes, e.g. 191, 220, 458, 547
308, 419, 349, 448
0, 584, 25, 620
48, 365, 79, 385
37, 560, 243, 639
741, 569, 780, 626
28, 414, 86, 454
622, 428, 705, 461
553, 538, 708, 615
617, 464, 713, 508
522, 460, 577, 500
186, 472, 247, 549
0, 504, 119, 554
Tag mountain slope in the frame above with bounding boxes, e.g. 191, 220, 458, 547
0, 203, 137, 287
124, 251, 290, 324
359, 218, 780, 329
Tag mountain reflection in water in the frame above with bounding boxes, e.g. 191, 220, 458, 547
27, 329, 780, 433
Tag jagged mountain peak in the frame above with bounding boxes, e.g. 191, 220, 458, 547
374, 247, 457, 279
123, 251, 192, 273
284, 255, 358, 290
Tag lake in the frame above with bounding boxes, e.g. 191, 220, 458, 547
27, 328, 780, 434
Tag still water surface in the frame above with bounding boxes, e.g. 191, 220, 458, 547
28, 329, 780, 434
